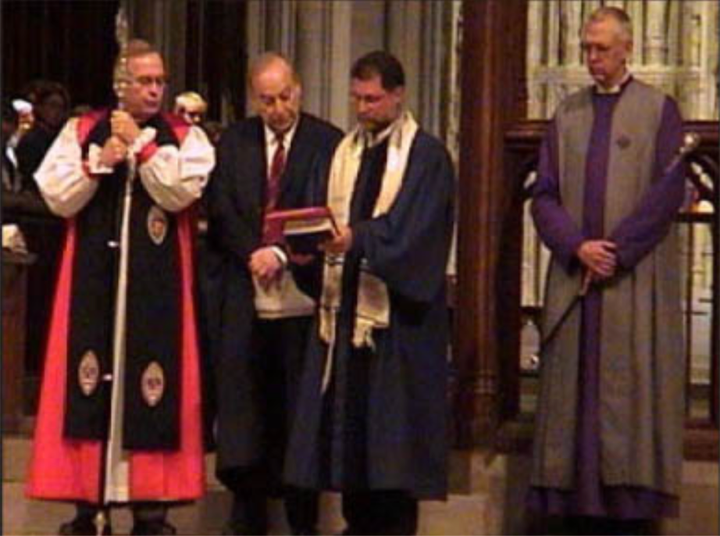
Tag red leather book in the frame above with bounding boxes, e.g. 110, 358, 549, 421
265, 206, 338, 254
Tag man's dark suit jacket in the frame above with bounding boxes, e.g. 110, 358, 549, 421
200, 113, 342, 484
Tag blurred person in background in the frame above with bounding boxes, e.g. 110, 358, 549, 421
16, 80, 70, 190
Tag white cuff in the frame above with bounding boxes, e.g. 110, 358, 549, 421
88, 144, 114, 174
129, 127, 157, 155
271, 246, 288, 267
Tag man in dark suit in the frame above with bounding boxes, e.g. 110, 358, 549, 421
203, 52, 343, 535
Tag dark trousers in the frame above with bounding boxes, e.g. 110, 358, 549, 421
228, 485, 318, 535
74, 501, 168, 524
342, 491, 418, 535
224, 316, 318, 534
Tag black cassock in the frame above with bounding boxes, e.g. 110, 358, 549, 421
201, 113, 342, 488
285, 130, 455, 500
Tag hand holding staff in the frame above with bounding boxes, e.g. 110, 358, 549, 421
110, 110, 141, 145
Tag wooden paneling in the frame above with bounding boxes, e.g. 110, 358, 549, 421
454, 0, 528, 447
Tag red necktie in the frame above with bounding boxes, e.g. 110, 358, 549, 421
266, 134, 285, 211
263, 134, 286, 243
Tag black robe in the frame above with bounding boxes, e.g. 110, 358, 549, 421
201, 113, 342, 486
284, 130, 455, 500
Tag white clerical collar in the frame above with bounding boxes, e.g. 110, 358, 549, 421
595, 71, 632, 94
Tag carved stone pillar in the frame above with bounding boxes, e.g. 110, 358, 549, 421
417, 1, 454, 138
127, 0, 187, 110
350, 1, 385, 60
245, 1, 295, 116
295, 2, 353, 128
626, 0, 645, 65
245, 0, 452, 135
646, 0, 669, 66
246, 0, 353, 129
386, 0, 454, 138
296, 2, 330, 118
387, 1, 422, 117
526, 1, 544, 118
562, 1, 582, 66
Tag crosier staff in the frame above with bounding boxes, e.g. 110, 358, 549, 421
93, 6, 135, 535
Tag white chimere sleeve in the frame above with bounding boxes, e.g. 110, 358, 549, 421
34, 119, 101, 218
137, 125, 215, 213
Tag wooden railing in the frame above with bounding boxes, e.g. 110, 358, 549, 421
491, 120, 719, 460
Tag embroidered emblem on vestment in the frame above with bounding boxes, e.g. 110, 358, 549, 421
616, 135, 631, 149
141, 361, 165, 407
147, 205, 168, 245
78, 350, 100, 396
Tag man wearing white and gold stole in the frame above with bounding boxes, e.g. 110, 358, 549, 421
285, 51, 455, 535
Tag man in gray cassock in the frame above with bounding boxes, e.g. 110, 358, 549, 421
528, 6, 687, 530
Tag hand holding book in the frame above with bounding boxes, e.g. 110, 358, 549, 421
265, 206, 339, 255
318, 225, 353, 255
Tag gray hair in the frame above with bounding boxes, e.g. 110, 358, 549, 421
585, 6, 633, 43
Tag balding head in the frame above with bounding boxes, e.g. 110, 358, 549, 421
248, 52, 300, 91
248, 52, 302, 135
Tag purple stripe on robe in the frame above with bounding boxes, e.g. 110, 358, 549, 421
528, 82, 684, 520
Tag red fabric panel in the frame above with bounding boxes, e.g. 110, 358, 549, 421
25, 220, 103, 502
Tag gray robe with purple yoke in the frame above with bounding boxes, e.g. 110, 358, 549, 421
529, 78, 686, 519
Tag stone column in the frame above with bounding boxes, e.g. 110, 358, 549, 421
350, 1, 385, 61
562, 1, 583, 66
526, 0, 544, 118
417, 1, 453, 138
386, 1, 421, 119
296, 1, 332, 118
701, 1, 719, 119
127, 0, 187, 109
667, 0, 682, 67
646, 0, 669, 66
626, 0, 645, 65
545, 1, 561, 114
385, 0, 453, 138
246, 0, 354, 129
295, 1, 353, 128
244, 0, 455, 134
446, 0, 463, 159
326, 3, 354, 130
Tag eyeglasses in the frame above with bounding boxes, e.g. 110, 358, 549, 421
132, 76, 168, 88
580, 43, 614, 57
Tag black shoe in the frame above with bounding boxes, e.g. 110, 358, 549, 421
223, 492, 268, 535
222, 521, 268, 535
291, 528, 317, 536
58, 515, 112, 535
130, 520, 177, 535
